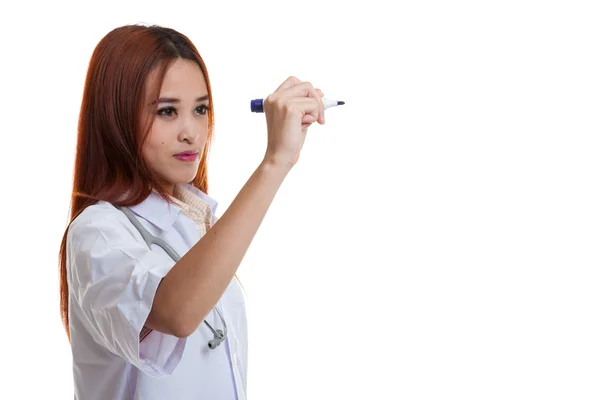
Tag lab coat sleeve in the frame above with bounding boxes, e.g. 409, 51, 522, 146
67, 214, 186, 377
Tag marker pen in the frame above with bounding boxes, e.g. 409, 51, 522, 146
250, 98, 345, 113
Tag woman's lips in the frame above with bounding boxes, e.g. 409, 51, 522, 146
174, 152, 198, 162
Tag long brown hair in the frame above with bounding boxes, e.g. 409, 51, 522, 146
59, 24, 215, 340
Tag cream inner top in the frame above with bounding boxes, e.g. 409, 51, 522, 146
169, 184, 213, 235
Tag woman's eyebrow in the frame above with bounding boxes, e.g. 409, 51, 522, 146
152, 94, 209, 104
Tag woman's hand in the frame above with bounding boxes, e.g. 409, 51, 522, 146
262, 76, 326, 168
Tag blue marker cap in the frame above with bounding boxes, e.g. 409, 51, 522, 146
250, 99, 264, 113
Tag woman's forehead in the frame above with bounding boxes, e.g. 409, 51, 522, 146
147, 59, 207, 99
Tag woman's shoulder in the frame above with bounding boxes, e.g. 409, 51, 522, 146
68, 201, 134, 243
72, 200, 125, 225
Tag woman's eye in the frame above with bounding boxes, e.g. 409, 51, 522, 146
157, 107, 176, 117
196, 105, 210, 115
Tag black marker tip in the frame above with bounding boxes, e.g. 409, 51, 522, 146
337, 101, 345, 105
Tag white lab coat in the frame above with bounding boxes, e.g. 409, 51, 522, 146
66, 185, 248, 400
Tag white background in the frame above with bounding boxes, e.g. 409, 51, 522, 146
1, 0, 599, 398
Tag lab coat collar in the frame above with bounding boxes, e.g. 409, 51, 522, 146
128, 183, 219, 232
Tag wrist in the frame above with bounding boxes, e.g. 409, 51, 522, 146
260, 154, 295, 175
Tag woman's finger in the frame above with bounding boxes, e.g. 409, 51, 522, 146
274, 75, 303, 92
291, 97, 321, 123
281, 82, 325, 124
302, 113, 318, 124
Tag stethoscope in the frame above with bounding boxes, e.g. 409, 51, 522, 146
118, 206, 228, 350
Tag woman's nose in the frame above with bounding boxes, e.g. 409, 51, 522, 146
178, 120, 200, 143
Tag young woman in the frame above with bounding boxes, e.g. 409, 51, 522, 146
58, 24, 326, 399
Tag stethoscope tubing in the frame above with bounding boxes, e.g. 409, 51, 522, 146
118, 206, 227, 348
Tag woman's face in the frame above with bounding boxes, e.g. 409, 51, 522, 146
141, 58, 210, 195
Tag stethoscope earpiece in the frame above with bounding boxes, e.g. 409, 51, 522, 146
208, 329, 225, 349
